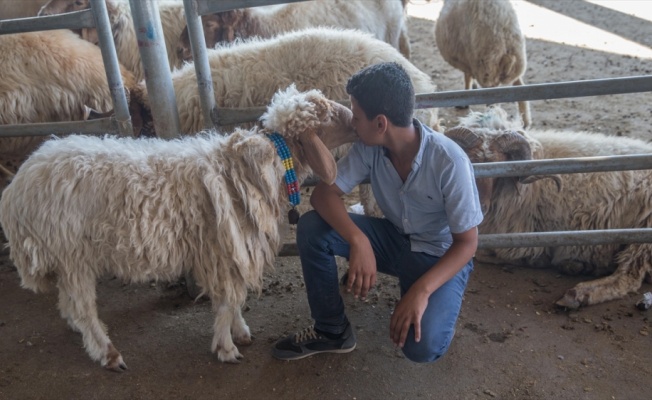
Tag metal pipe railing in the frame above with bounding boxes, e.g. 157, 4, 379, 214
277, 229, 652, 257
210, 75, 652, 126
196, 0, 308, 15
0, 10, 94, 34
128, 0, 180, 139
0, 119, 117, 138
417, 75, 652, 109
90, 0, 132, 136
183, 0, 216, 130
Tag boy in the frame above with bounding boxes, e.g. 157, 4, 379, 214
273, 62, 483, 363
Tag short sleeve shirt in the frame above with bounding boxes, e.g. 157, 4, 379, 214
335, 119, 484, 257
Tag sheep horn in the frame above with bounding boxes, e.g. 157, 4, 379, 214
444, 126, 482, 149
497, 130, 562, 190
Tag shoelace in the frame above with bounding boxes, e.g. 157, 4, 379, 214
294, 326, 320, 343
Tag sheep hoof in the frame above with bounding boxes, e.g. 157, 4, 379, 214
104, 343, 127, 372
217, 347, 243, 363
555, 289, 581, 310
233, 335, 253, 346
105, 357, 128, 372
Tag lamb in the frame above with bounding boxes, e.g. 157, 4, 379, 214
38, 0, 187, 82
176, 0, 411, 62
444, 106, 652, 309
435, 0, 531, 128
0, 85, 357, 370
0, 29, 138, 185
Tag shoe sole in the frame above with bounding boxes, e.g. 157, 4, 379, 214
272, 342, 356, 361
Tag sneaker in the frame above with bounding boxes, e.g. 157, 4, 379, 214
272, 324, 356, 360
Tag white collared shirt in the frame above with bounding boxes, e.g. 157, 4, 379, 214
335, 119, 483, 257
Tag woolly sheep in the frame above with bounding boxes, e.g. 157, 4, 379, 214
0, 0, 45, 19
435, 0, 531, 127
444, 106, 652, 309
0, 29, 138, 185
38, 0, 186, 82
136, 27, 438, 136
177, 0, 411, 62
0, 85, 357, 370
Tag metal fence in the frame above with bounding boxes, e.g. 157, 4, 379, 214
1, 0, 652, 253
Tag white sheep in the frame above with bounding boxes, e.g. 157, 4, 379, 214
0, 29, 138, 185
38, 0, 186, 82
176, 0, 411, 61
444, 106, 652, 309
0, 0, 45, 19
0, 85, 357, 370
435, 0, 531, 128
136, 27, 438, 139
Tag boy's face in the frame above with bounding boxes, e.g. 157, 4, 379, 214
350, 98, 382, 146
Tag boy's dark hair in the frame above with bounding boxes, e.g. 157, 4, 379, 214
345, 62, 415, 127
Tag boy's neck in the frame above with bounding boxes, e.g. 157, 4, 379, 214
385, 122, 420, 167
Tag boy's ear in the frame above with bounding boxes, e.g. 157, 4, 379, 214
376, 114, 388, 133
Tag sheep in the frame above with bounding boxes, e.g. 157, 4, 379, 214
0, 84, 357, 370
38, 0, 186, 82
444, 106, 652, 309
0, 29, 138, 186
0, 0, 45, 19
137, 27, 438, 141
176, 0, 411, 62
138, 27, 439, 217
435, 0, 531, 128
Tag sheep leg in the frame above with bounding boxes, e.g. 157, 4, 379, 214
513, 78, 531, 128
231, 307, 252, 346
210, 300, 243, 363
57, 275, 127, 371
556, 244, 652, 309
455, 73, 473, 109
398, 25, 411, 59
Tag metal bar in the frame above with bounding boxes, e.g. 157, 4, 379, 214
183, 0, 216, 130
212, 75, 652, 126
196, 0, 309, 15
300, 153, 652, 187
0, 119, 118, 137
417, 75, 652, 108
477, 229, 652, 248
0, 10, 95, 34
90, 0, 133, 136
128, 0, 180, 139
277, 228, 652, 257
472, 153, 652, 178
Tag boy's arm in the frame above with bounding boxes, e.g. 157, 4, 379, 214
389, 226, 479, 348
311, 181, 377, 299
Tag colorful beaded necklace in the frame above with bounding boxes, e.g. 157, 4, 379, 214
267, 132, 301, 223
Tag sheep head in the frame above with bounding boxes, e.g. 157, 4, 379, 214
177, 9, 247, 62
445, 125, 561, 214
260, 85, 356, 185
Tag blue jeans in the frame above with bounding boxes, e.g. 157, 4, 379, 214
296, 210, 474, 363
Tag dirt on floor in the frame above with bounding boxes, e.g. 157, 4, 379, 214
1, 1, 651, 399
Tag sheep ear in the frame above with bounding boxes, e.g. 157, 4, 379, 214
300, 131, 337, 185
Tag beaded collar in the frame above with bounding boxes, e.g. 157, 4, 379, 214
267, 132, 301, 209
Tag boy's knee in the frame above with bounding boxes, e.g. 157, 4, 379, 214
401, 337, 452, 364
296, 210, 322, 239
